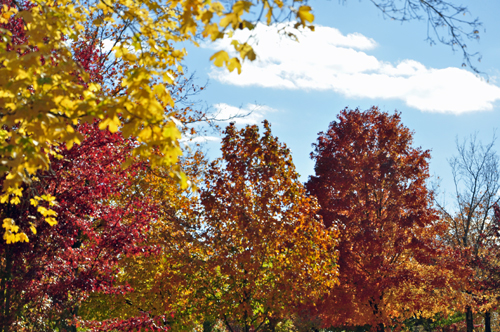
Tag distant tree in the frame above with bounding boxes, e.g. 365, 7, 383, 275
436, 134, 500, 332
307, 107, 468, 332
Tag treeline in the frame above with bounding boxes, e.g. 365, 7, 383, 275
0, 0, 495, 331
3, 107, 500, 332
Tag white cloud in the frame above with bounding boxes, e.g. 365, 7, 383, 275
180, 135, 220, 144
213, 103, 277, 125
206, 23, 500, 114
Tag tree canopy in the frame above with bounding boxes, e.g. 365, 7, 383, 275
306, 107, 469, 331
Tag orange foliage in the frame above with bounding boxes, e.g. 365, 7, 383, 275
195, 121, 338, 331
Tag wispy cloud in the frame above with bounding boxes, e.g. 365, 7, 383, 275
213, 103, 278, 125
205, 23, 500, 114
180, 135, 220, 144
179, 103, 277, 145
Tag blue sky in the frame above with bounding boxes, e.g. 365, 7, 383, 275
180, 0, 500, 205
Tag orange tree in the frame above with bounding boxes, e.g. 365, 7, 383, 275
306, 107, 469, 332
191, 121, 338, 332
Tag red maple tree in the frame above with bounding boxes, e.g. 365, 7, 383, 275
306, 107, 468, 331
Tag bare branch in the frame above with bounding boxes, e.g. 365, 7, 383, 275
438, 132, 500, 253
366, 0, 483, 74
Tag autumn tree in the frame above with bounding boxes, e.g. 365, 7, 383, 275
79, 149, 209, 331
0, 122, 165, 332
189, 121, 338, 332
306, 107, 468, 332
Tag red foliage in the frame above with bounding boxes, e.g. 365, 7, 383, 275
0, 3, 183, 330
0, 122, 166, 330
306, 107, 460, 330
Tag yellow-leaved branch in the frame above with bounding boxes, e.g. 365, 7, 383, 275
0, 0, 314, 242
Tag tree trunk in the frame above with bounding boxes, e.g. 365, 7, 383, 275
485, 311, 491, 332
371, 298, 385, 332
0, 248, 12, 332
466, 306, 473, 332
203, 320, 214, 332
58, 306, 78, 332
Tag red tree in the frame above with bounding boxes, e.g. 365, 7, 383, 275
306, 107, 467, 331
0, 122, 168, 331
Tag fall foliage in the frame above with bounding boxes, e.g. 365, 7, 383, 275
0, 0, 491, 328
306, 107, 469, 331
79, 121, 339, 332
0, 122, 158, 331
79, 149, 208, 331
194, 121, 338, 331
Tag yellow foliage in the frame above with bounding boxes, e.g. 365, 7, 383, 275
296, 5, 314, 26
80, 151, 208, 329
2, 218, 29, 243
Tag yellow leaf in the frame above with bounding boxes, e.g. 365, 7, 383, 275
138, 126, 153, 141
16, 232, 29, 242
203, 23, 222, 41
163, 71, 175, 84
92, 17, 103, 26
219, 13, 237, 29
37, 206, 57, 217
153, 84, 174, 106
3, 231, 16, 244
227, 57, 241, 74
2, 218, 15, 229
233, 1, 252, 16
99, 115, 121, 133
297, 5, 314, 26
210, 50, 229, 68
114, 46, 137, 62
0, 194, 8, 204
45, 217, 58, 226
